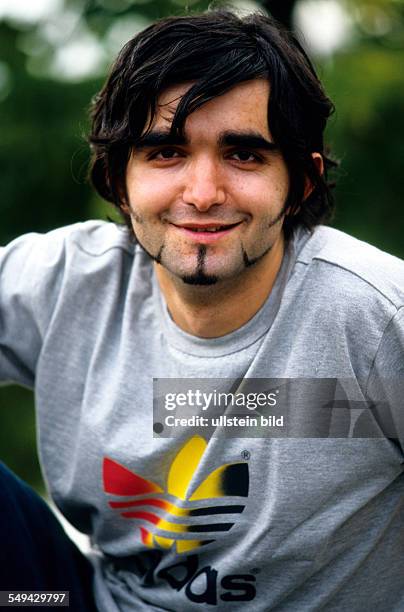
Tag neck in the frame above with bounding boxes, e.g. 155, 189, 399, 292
155, 233, 285, 338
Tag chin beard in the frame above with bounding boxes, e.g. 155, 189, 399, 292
180, 244, 218, 286
180, 272, 218, 286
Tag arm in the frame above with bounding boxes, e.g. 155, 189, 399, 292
0, 231, 66, 387
364, 306, 404, 451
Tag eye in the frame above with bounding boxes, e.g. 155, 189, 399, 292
229, 150, 262, 163
149, 148, 181, 160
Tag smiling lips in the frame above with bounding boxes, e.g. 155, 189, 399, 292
172, 221, 242, 242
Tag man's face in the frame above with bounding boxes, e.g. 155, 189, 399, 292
125, 79, 290, 285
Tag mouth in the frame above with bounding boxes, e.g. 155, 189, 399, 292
171, 222, 243, 242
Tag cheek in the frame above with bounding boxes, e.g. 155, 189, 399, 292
126, 172, 176, 216
260, 168, 290, 205
231, 172, 289, 210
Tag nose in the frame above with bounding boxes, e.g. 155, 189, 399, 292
182, 155, 226, 211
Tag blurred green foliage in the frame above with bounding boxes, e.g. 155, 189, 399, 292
0, 0, 403, 494
325, 43, 404, 252
0, 387, 42, 490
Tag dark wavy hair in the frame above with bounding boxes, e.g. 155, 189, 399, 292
88, 9, 337, 237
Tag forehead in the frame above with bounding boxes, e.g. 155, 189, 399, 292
151, 79, 271, 137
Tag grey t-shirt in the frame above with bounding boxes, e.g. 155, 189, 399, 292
1, 221, 404, 611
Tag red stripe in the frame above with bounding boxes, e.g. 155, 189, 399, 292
103, 458, 162, 496
140, 527, 151, 544
109, 498, 169, 510
122, 511, 160, 525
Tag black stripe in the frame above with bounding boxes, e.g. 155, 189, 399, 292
189, 505, 244, 516
189, 523, 234, 533
222, 463, 249, 497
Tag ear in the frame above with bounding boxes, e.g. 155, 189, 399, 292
120, 202, 131, 215
303, 152, 324, 201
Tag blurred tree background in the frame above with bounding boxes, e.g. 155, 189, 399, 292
1, 0, 403, 493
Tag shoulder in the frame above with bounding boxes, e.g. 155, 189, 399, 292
1, 221, 141, 337
1, 220, 135, 270
295, 226, 404, 311
1, 221, 138, 307
289, 226, 404, 369
65, 220, 134, 257
34, 219, 134, 259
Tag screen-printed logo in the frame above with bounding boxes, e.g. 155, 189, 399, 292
103, 435, 249, 553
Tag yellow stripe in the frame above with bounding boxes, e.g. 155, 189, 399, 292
157, 518, 188, 533
189, 464, 229, 500
176, 539, 203, 553
154, 535, 174, 549
167, 436, 207, 500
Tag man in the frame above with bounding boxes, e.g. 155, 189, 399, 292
1, 8, 403, 612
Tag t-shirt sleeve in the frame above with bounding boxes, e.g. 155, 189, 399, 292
365, 306, 404, 450
0, 230, 66, 388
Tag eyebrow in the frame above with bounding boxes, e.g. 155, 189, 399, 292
134, 131, 187, 150
219, 131, 278, 152
133, 130, 278, 152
